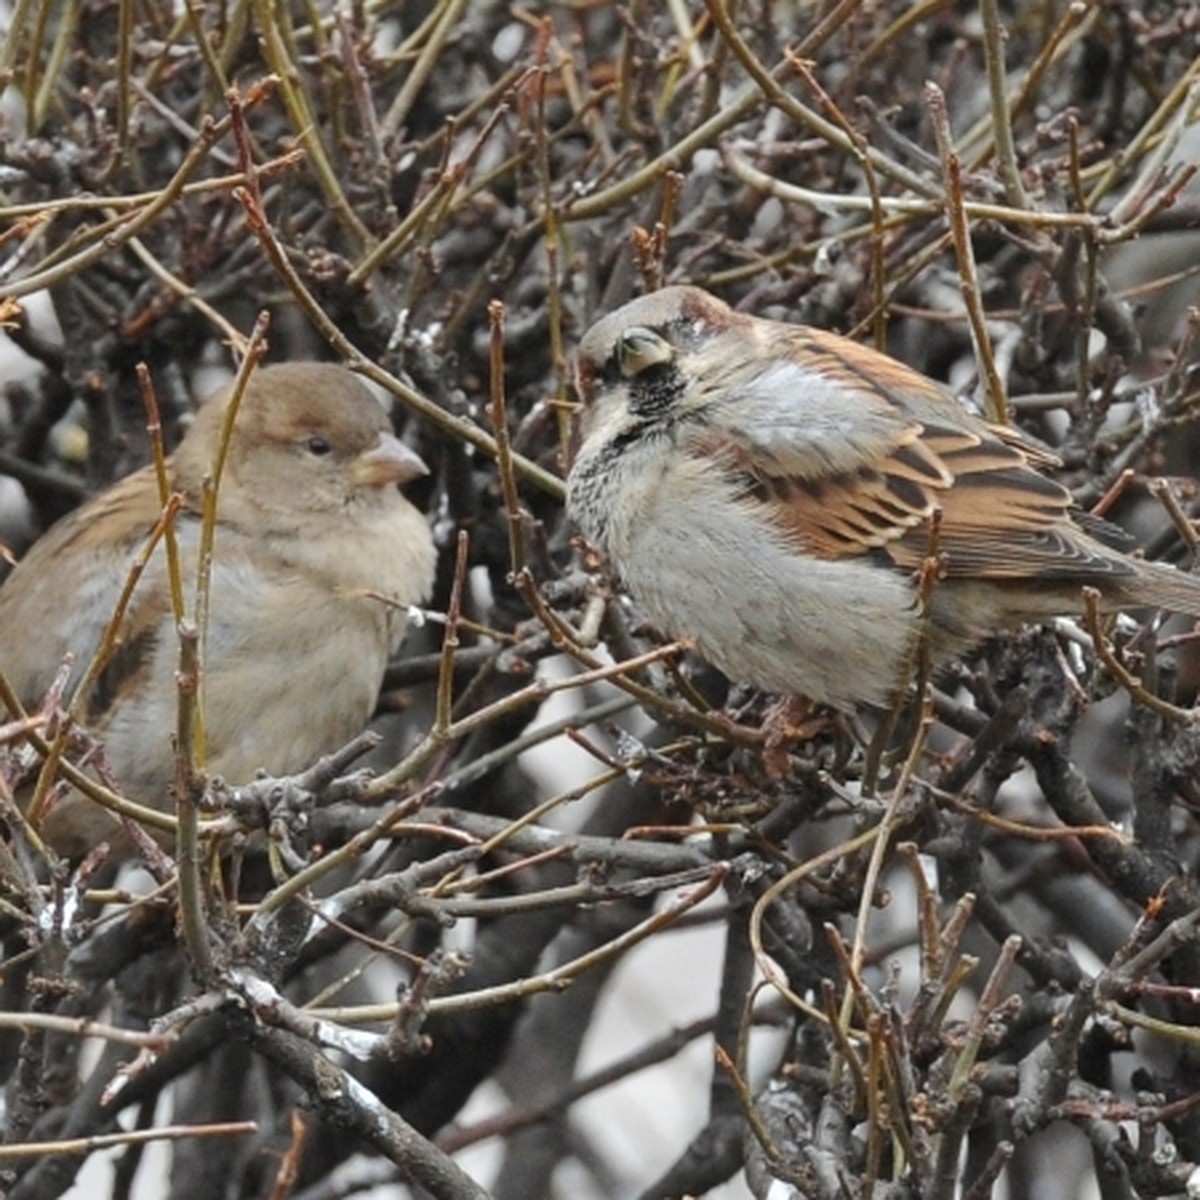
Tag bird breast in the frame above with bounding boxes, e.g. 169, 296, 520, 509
571, 431, 921, 708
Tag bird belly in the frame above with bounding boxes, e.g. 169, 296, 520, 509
619, 466, 920, 708
97, 559, 394, 808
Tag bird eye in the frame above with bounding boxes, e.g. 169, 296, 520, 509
616, 328, 673, 379
305, 435, 332, 456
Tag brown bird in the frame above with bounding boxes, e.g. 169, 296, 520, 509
0, 362, 436, 857
567, 286, 1200, 709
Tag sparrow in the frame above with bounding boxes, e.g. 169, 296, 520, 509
566, 286, 1200, 710
0, 362, 437, 857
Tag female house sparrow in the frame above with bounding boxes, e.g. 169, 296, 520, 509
0, 363, 436, 857
567, 286, 1200, 710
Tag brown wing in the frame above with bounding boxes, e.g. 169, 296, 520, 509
0, 465, 183, 709
694, 324, 1133, 585
885, 426, 1129, 580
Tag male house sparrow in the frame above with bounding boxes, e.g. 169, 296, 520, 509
567, 286, 1200, 709
0, 362, 436, 857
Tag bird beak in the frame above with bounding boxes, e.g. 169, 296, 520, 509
352, 432, 429, 487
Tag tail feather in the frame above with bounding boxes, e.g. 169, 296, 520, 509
1119, 560, 1200, 617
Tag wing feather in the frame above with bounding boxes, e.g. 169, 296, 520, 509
0, 467, 184, 710
687, 325, 1125, 584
